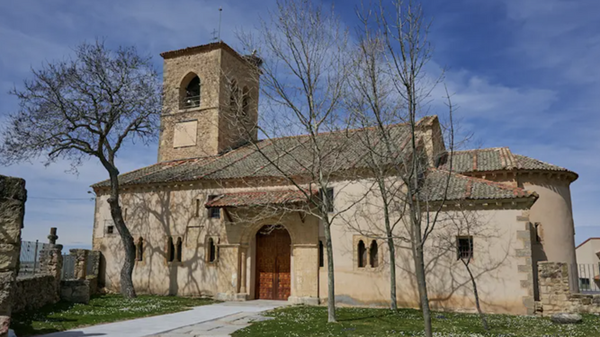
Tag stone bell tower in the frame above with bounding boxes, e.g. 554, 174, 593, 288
157, 41, 260, 162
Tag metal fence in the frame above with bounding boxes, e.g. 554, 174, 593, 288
573, 263, 600, 293
18, 240, 50, 276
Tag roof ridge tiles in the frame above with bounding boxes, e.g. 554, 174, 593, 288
430, 168, 535, 198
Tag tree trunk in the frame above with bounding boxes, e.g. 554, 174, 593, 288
387, 232, 398, 311
107, 170, 137, 299
462, 259, 489, 331
382, 201, 398, 311
322, 219, 337, 323
414, 240, 432, 337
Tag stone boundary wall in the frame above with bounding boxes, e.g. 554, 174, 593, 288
12, 228, 63, 314
0, 175, 26, 337
11, 275, 58, 313
537, 261, 600, 315
59, 249, 101, 304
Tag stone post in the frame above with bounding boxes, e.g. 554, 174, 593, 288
70, 249, 88, 280
38, 227, 63, 302
0, 175, 26, 337
48, 227, 58, 245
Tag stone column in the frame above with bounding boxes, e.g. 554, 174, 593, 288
39, 228, 63, 302
70, 249, 88, 280
239, 246, 248, 294
48, 227, 58, 245
0, 175, 26, 337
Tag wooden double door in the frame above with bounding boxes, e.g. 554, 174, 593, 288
255, 225, 291, 300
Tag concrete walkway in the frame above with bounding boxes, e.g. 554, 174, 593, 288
39, 300, 286, 337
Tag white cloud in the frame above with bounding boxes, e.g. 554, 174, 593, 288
0, 0, 268, 246
502, 0, 600, 85
2, 0, 600, 245
441, 70, 557, 125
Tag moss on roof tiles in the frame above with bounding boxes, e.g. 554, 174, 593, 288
442, 148, 574, 175
423, 169, 536, 202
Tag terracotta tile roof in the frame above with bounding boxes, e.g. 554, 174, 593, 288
423, 169, 538, 202
160, 41, 242, 59
440, 147, 576, 177
91, 117, 555, 204
92, 120, 414, 188
205, 189, 317, 208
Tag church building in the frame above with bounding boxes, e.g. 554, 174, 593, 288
91, 41, 579, 315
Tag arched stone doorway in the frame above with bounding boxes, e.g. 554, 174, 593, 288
255, 225, 291, 300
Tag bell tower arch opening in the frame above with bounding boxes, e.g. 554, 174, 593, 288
179, 73, 201, 109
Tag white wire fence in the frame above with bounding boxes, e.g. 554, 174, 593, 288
18, 240, 51, 276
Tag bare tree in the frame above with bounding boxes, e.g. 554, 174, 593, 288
347, 1, 457, 335
344, 29, 404, 311
0, 40, 162, 298
234, 0, 354, 323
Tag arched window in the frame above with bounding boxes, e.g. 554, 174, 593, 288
208, 238, 217, 263
318, 240, 324, 267
229, 79, 239, 111
176, 237, 183, 262
181, 74, 201, 109
369, 240, 378, 267
358, 240, 366, 268
136, 237, 144, 262
242, 86, 250, 116
167, 237, 175, 262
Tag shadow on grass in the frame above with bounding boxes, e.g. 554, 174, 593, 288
11, 300, 80, 337
11, 294, 215, 337
337, 311, 394, 323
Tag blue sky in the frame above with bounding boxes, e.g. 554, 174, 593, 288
0, 0, 598, 247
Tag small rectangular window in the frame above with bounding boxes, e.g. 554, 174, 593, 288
176, 238, 183, 262
107, 226, 114, 234
318, 240, 324, 267
457, 236, 473, 260
167, 237, 175, 262
195, 199, 200, 217
208, 238, 217, 263
207, 195, 221, 219
580, 278, 591, 290
136, 238, 144, 262
320, 187, 334, 213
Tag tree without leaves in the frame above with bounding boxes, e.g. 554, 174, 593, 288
347, 0, 458, 334
0, 40, 162, 298
235, 0, 354, 323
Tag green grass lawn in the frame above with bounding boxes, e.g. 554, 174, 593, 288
11, 294, 214, 337
233, 305, 600, 337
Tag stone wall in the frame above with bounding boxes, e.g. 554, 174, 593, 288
537, 262, 600, 315
11, 275, 58, 313
11, 228, 63, 314
0, 175, 26, 337
59, 249, 100, 304
61, 279, 92, 304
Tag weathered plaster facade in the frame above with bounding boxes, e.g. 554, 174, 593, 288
91, 41, 580, 316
